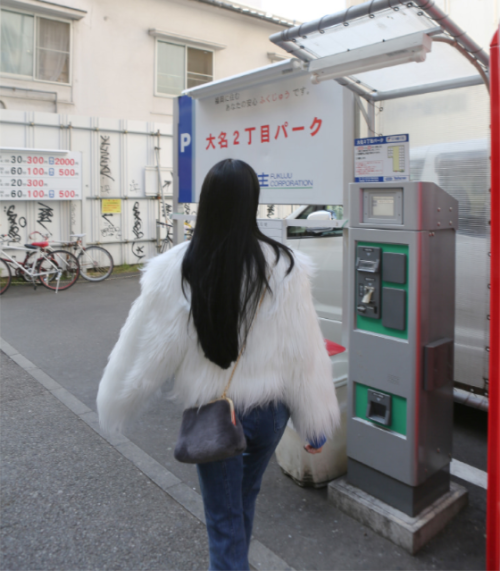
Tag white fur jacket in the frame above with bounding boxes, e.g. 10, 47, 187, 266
97, 241, 340, 443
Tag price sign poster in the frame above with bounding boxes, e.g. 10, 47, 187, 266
354, 134, 410, 183
0, 149, 82, 200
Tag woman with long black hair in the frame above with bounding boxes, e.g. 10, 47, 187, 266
97, 159, 340, 571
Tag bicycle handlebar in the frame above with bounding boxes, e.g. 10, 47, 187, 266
0, 234, 18, 244
29, 230, 50, 240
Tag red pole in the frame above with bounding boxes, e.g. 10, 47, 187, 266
487, 25, 500, 571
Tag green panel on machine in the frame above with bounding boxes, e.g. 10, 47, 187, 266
355, 383, 407, 436
356, 242, 409, 340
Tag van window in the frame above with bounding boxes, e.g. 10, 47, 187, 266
435, 150, 489, 237
410, 158, 425, 181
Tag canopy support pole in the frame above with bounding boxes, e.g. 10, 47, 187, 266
370, 75, 485, 101
432, 36, 490, 92
353, 94, 371, 132
367, 101, 376, 136
487, 25, 500, 571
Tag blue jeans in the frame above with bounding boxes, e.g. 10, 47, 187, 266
197, 401, 290, 571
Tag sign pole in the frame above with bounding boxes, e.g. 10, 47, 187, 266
172, 97, 183, 245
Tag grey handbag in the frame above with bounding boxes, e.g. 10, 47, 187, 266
174, 286, 267, 464
174, 397, 246, 464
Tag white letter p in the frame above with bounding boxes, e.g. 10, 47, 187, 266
180, 133, 191, 153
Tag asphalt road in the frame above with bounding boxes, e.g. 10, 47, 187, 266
0, 275, 488, 570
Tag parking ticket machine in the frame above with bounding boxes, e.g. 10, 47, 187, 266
347, 181, 458, 516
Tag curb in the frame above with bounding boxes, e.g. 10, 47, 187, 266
0, 337, 294, 571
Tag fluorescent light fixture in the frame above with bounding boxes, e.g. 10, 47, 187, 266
309, 32, 432, 84
183, 58, 306, 99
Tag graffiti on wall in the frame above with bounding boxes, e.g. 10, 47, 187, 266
132, 202, 144, 240
100, 135, 114, 195
129, 180, 141, 194
3, 204, 26, 242
37, 202, 54, 236
70, 203, 77, 233
161, 200, 172, 220
131, 201, 145, 260
131, 242, 145, 259
101, 213, 121, 238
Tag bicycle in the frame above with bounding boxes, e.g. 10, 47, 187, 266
0, 235, 80, 295
157, 220, 174, 254
184, 218, 196, 241
156, 216, 196, 254
0, 235, 52, 284
27, 232, 114, 282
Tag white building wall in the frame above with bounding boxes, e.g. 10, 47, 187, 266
0, 0, 298, 255
0, 0, 290, 123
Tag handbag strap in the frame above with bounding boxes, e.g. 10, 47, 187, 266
221, 283, 268, 399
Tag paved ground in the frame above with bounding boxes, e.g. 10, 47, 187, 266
0, 276, 488, 570
1, 352, 209, 571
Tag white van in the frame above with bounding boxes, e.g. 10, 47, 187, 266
285, 139, 490, 397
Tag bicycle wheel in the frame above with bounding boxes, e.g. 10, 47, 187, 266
78, 246, 114, 281
20, 251, 36, 282
37, 250, 80, 291
160, 237, 174, 253
20, 251, 55, 283
0, 259, 12, 295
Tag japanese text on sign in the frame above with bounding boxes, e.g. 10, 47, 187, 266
205, 117, 322, 150
0, 149, 82, 200
214, 86, 310, 112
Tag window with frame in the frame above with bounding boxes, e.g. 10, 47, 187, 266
1, 9, 70, 84
157, 40, 213, 96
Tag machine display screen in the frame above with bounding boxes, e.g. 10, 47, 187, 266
362, 188, 403, 225
371, 195, 395, 218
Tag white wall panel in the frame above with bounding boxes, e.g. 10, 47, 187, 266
0, 111, 29, 148
0, 110, 172, 266
32, 113, 62, 150
127, 133, 149, 197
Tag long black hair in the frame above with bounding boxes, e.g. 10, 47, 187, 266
181, 159, 294, 369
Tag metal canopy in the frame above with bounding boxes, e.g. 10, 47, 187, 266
269, 0, 489, 102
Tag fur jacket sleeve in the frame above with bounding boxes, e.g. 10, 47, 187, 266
266, 246, 340, 442
96, 242, 191, 434
97, 241, 340, 443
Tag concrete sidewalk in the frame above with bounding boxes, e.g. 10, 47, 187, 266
1, 352, 209, 571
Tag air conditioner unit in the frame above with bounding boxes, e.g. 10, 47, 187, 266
309, 31, 432, 84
